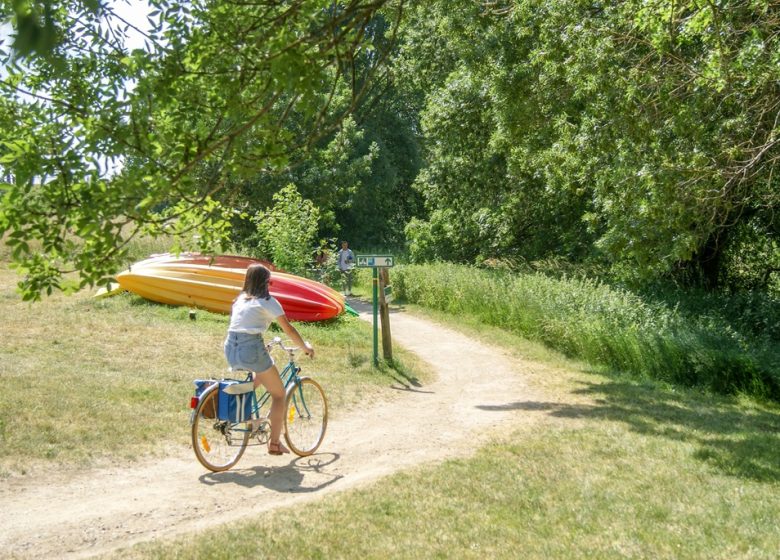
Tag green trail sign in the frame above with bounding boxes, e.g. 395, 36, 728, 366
356, 255, 395, 365
356, 255, 394, 268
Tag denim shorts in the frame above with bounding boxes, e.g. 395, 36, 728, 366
224, 332, 274, 373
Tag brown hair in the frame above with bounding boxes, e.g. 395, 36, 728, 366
241, 264, 271, 300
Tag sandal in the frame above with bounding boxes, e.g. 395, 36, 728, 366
268, 441, 290, 455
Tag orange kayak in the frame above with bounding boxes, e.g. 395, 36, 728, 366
116, 256, 344, 321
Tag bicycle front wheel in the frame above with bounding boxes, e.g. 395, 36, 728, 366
284, 377, 328, 456
192, 384, 249, 472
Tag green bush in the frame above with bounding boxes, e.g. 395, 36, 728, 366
245, 184, 320, 275
394, 263, 780, 400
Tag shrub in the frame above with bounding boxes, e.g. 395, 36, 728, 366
247, 184, 319, 274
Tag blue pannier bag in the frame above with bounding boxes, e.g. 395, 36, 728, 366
217, 379, 255, 423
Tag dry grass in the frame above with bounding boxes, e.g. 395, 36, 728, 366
0, 264, 429, 476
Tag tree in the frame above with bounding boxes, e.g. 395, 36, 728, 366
399, 0, 780, 287
250, 184, 320, 275
225, 116, 378, 246
0, 0, 403, 298
400, 0, 592, 265
222, 12, 423, 252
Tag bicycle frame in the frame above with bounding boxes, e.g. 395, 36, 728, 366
190, 337, 328, 470
249, 356, 302, 421
226, 346, 314, 438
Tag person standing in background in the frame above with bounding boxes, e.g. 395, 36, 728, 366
313, 246, 329, 282
337, 240, 355, 296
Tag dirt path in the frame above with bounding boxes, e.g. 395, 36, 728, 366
0, 302, 544, 559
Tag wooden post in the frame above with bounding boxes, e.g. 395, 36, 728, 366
378, 267, 393, 362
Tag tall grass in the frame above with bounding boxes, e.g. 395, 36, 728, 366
393, 263, 780, 400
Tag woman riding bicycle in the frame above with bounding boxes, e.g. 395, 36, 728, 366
224, 263, 314, 455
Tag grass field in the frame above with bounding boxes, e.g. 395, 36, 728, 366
0, 264, 426, 476
116, 305, 780, 560
4, 259, 780, 558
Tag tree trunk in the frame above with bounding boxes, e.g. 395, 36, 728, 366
694, 229, 728, 289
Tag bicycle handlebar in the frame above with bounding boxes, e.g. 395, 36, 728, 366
265, 336, 312, 357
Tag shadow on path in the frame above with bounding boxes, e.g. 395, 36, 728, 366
389, 381, 434, 394
198, 453, 343, 492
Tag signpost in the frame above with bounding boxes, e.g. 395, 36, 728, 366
356, 254, 394, 365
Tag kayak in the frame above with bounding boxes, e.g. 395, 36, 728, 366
115, 256, 344, 321
129, 252, 277, 271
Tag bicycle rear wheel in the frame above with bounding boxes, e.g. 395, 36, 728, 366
284, 377, 328, 456
191, 384, 249, 472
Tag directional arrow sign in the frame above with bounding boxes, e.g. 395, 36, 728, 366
356, 255, 394, 268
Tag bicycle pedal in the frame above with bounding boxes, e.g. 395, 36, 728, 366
246, 418, 268, 433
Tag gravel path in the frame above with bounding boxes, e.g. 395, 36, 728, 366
0, 301, 541, 559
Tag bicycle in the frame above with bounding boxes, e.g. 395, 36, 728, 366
190, 337, 328, 472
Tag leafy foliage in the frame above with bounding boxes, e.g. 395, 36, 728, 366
398, 0, 780, 288
0, 0, 400, 297
3, 0, 779, 296
226, 117, 379, 244
249, 184, 320, 275
226, 82, 424, 250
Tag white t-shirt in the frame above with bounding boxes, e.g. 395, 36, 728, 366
337, 248, 354, 271
227, 294, 285, 334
